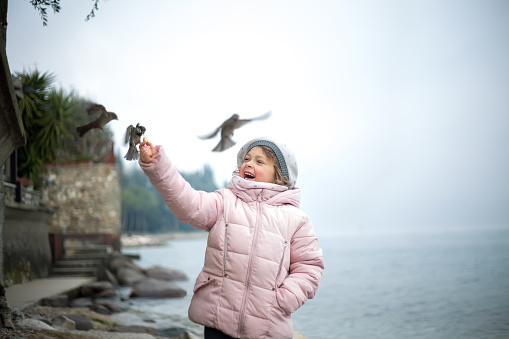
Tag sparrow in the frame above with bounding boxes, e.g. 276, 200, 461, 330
124, 123, 146, 161
198, 111, 272, 152
76, 103, 118, 137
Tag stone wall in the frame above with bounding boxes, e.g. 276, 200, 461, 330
3, 204, 53, 286
0, 181, 4, 285
43, 162, 121, 234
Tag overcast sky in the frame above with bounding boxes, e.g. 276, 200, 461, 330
6, 0, 509, 233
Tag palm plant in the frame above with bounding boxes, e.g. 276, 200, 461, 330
13, 67, 117, 186
14, 69, 76, 184
14, 69, 55, 132
14, 69, 55, 184
36, 88, 76, 162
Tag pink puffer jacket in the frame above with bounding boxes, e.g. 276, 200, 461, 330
140, 146, 324, 339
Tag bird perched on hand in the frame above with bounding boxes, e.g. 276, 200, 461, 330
198, 111, 272, 152
76, 103, 118, 137
124, 123, 146, 161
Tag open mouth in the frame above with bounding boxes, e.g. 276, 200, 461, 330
244, 172, 255, 180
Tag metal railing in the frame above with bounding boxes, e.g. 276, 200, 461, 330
3, 181, 43, 206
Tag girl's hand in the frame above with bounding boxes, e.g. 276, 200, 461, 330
140, 140, 157, 163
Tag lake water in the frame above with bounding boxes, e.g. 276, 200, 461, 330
122, 227, 509, 339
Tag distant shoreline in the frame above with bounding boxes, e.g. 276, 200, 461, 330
121, 231, 207, 247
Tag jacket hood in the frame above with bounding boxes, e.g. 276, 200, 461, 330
236, 137, 298, 189
228, 176, 300, 208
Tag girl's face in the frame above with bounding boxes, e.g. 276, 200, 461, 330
240, 146, 276, 184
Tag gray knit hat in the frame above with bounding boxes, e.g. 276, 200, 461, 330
236, 137, 298, 189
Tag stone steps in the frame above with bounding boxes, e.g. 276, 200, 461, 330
65, 244, 111, 255
49, 266, 98, 277
58, 253, 109, 261
50, 242, 111, 278
52, 259, 102, 268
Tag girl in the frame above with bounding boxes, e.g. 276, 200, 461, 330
139, 137, 324, 339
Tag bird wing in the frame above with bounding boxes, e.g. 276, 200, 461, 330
236, 110, 272, 128
198, 125, 222, 140
125, 125, 135, 144
83, 102, 108, 120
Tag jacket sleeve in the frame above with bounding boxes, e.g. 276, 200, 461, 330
139, 146, 222, 231
277, 216, 324, 315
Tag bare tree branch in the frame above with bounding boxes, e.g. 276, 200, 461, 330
29, 0, 102, 26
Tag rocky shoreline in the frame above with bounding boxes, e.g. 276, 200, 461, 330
4, 249, 200, 339
3, 234, 306, 339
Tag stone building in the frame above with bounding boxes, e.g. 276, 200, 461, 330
44, 162, 121, 234
1, 154, 122, 285
0, 9, 121, 284
0, 4, 120, 329
44, 158, 122, 262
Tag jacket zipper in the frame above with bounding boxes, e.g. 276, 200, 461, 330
223, 223, 228, 273
237, 197, 263, 337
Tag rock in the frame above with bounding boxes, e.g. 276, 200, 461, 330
75, 330, 158, 338
130, 278, 187, 298
93, 288, 117, 299
69, 297, 93, 308
20, 318, 55, 330
93, 300, 124, 313
89, 304, 111, 315
33, 317, 53, 327
81, 281, 116, 298
116, 267, 146, 286
10, 309, 24, 322
104, 268, 119, 286
156, 326, 188, 337
144, 266, 188, 281
39, 294, 68, 307
0, 286, 15, 330
59, 314, 93, 331
120, 295, 131, 302
52, 315, 76, 331
109, 256, 144, 273
110, 325, 158, 335
181, 331, 203, 339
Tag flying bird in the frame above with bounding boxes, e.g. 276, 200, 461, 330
76, 103, 118, 137
124, 123, 146, 161
198, 111, 272, 152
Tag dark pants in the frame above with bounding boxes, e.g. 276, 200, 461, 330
204, 326, 235, 339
